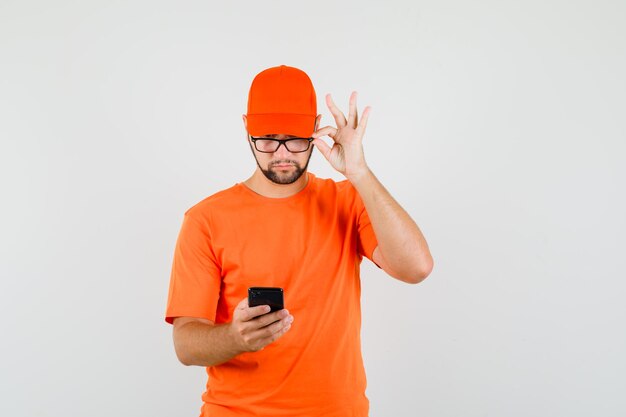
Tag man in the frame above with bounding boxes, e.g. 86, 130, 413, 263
164, 64, 433, 417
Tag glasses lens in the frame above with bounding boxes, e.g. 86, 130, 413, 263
285, 139, 310, 152
255, 139, 279, 152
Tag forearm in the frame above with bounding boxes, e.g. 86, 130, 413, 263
350, 167, 433, 279
174, 322, 243, 367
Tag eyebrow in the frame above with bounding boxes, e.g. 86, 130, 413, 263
263, 134, 299, 138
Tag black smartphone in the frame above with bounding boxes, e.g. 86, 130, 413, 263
248, 287, 284, 313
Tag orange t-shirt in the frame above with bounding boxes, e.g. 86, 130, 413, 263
165, 171, 379, 417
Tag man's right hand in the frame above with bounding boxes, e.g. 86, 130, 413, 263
229, 297, 294, 353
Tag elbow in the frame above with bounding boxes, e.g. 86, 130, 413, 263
176, 351, 192, 367
174, 343, 192, 366
405, 256, 434, 284
377, 247, 434, 284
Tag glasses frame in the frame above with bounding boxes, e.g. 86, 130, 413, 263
248, 135, 314, 153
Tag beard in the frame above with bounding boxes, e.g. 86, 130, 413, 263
249, 144, 313, 185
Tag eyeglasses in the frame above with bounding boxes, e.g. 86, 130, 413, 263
249, 135, 314, 153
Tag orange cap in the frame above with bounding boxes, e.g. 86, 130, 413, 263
246, 65, 317, 138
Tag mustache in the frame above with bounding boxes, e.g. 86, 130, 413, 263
271, 160, 298, 167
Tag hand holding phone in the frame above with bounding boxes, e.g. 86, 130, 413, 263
228, 288, 293, 354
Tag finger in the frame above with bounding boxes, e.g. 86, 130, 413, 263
312, 138, 332, 162
311, 126, 338, 139
272, 321, 292, 339
355, 106, 371, 138
347, 91, 358, 129
261, 312, 293, 332
252, 326, 289, 351
241, 304, 272, 322
256, 316, 293, 341
255, 309, 291, 328
326, 93, 347, 128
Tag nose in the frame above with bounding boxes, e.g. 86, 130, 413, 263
273, 141, 292, 158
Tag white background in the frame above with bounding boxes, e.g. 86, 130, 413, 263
1, 1, 625, 416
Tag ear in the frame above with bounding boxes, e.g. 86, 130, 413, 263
243, 114, 249, 142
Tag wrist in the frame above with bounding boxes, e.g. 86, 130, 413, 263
346, 166, 373, 186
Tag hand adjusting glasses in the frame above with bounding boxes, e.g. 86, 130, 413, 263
249, 134, 314, 153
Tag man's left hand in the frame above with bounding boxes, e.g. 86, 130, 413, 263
311, 91, 371, 181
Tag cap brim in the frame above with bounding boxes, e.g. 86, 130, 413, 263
247, 113, 316, 137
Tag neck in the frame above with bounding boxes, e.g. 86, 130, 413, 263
243, 169, 310, 198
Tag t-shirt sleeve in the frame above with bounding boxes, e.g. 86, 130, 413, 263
164, 212, 222, 325
354, 189, 381, 268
